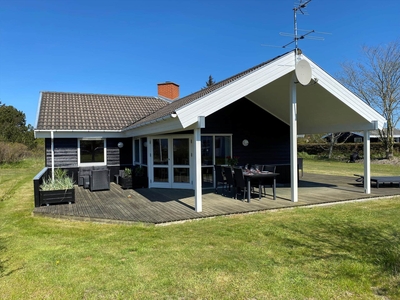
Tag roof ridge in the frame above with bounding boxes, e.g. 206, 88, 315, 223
40, 91, 159, 99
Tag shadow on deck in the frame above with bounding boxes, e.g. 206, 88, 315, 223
33, 173, 400, 225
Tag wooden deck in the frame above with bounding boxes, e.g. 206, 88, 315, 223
33, 173, 400, 225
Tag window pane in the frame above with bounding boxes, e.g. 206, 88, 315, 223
141, 138, 147, 165
80, 140, 104, 163
153, 138, 168, 165
154, 168, 168, 182
134, 139, 140, 163
201, 136, 213, 165
215, 136, 231, 165
174, 168, 189, 183
173, 138, 189, 165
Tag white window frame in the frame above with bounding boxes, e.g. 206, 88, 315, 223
78, 138, 107, 167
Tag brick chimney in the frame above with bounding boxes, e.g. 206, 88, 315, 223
157, 82, 179, 100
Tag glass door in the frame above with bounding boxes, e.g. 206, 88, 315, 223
150, 136, 192, 189
152, 138, 170, 188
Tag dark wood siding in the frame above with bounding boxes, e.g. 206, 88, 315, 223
106, 138, 133, 167
45, 138, 78, 168
202, 97, 290, 166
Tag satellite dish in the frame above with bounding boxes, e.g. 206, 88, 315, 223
295, 59, 312, 85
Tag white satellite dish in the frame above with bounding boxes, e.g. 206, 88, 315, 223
295, 59, 312, 85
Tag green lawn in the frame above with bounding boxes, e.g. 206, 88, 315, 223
0, 158, 399, 299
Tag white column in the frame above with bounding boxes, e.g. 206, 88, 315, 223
194, 117, 205, 212
290, 75, 298, 202
51, 130, 55, 181
363, 130, 371, 194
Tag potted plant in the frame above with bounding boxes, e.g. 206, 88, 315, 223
39, 168, 75, 206
226, 156, 239, 167
119, 167, 133, 189
132, 166, 148, 189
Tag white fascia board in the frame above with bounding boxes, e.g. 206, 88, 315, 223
300, 122, 379, 135
303, 56, 386, 129
34, 130, 124, 139
34, 92, 42, 131
176, 52, 296, 128
124, 118, 185, 136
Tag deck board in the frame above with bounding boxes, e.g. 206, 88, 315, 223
33, 173, 400, 225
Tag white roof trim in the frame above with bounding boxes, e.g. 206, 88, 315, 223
176, 52, 295, 128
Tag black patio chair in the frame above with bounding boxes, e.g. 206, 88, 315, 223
222, 166, 235, 197
260, 165, 276, 196
233, 167, 247, 200
214, 165, 226, 194
78, 167, 92, 188
89, 168, 110, 191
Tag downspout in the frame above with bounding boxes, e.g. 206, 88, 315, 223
51, 130, 55, 181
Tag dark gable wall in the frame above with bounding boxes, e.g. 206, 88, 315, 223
202, 97, 290, 165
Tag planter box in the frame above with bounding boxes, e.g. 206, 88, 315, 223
132, 176, 148, 189
119, 176, 132, 189
39, 188, 75, 206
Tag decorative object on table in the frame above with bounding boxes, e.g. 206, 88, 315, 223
226, 155, 239, 167
39, 168, 75, 206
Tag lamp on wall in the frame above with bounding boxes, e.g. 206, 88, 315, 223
242, 139, 249, 146
118, 142, 124, 148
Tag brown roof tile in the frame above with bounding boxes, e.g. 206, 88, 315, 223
36, 92, 169, 130
36, 52, 288, 131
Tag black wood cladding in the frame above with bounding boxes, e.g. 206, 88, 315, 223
202, 98, 290, 166
45, 138, 133, 168
45, 138, 78, 167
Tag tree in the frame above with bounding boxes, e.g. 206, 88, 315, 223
338, 40, 400, 158
0, 101, 36, 149
203, 75, 216, 89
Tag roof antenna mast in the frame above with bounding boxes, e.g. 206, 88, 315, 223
263, 0, 328, 54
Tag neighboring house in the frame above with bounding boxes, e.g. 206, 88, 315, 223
323, 129, 400, 143
34, 50, 386, 212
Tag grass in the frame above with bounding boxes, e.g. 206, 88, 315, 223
1, 158, 400, 299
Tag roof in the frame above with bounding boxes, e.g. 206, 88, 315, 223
125, 53, 287, 130
35, 50, 386, 136
36, 92, 169, 131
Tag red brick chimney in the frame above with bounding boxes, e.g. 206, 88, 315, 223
157, 82, 179, 100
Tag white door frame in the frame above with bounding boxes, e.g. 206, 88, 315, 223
148, 135, 193, 189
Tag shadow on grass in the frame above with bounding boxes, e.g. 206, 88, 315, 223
272, 219, 400, 277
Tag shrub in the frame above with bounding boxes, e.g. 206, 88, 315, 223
0, 142, 31, 164
40, 168, 74, 191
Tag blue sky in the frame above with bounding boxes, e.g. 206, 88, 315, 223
1, 0, 399, 127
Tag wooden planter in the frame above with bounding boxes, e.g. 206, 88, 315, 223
39, 188, 75, 206
132, 176, 148, 189
120, 176, 132, 189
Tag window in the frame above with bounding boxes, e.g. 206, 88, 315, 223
354, 137, 363, 143
79, 139, 106, 165
201, 135, 232, 165
134, 139, 140, 164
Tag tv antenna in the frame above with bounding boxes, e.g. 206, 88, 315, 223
262, 0, 329, 52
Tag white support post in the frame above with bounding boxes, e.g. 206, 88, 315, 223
194, 117, 205, 212
290, 75, 298, 202
51, 131, 55, 181
363, 130, 371, 194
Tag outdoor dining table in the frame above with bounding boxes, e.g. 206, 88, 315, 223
243, 171, 279, 202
